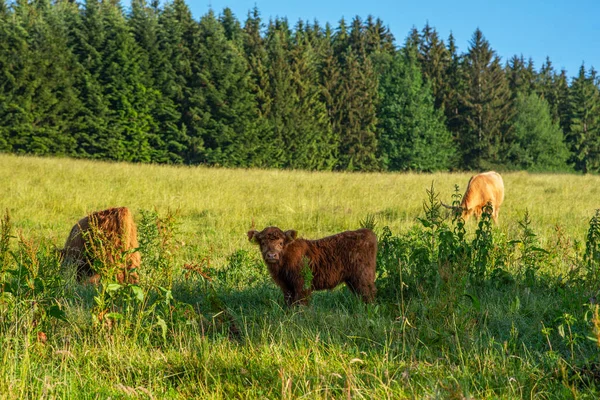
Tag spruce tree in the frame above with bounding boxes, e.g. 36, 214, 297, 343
242, 7, 282, 167
506, 55, 536, 98
286, 23, 336, 169
457, 28, 512, 169
319, 23, 343, 168
418, 23, 451, 110
191, 9, 259, 167
556, 69, 571, 139
219, 7, 243, 44
442, 33, 465, 142
566, 65, 600, 173
364, 15, 395, 56
97, 0, 154, 162
159, 0, 204, 163
129, 0, 186, 163
536, 57, 561, 124
332, 18, 379, 171
263, 18, 299, 168
0, 0, 81, 156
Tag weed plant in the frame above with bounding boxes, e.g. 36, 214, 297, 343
1, 154, 600, 398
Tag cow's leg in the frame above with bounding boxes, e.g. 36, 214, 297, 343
292, 286, 310, 306
277, 281, 294, 306
346, 275, 376, 303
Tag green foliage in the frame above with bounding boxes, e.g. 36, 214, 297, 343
138, 209, 179, 287
3, 158, 600, 397
0, 211, 66, 338
1, 2, 598, 171
189, 10, 260, 167
470, 203, 494, 282
512, 209, 549, 284
300, 256, 313, 291
506, 93, 570, 171
566, 65, 600, 173
585, 209, 600, 285
457, 29, 512, 169
216, 249, 266, 290
359, 213, 377, 231
375, 50, 456, 171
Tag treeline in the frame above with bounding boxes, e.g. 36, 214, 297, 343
1, 0, 599, 172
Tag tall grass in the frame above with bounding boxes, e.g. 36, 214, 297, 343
2, 154, 598, 262
1, 154, 600, 398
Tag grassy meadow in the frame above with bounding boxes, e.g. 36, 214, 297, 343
1, 153, 600, 399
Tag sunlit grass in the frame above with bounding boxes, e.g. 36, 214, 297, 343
1, 153, 600, 398
2, 154, 598, 264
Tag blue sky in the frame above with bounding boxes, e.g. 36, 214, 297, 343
131, 0, 599, 80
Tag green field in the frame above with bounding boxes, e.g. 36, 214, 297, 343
1, 154, 600, 398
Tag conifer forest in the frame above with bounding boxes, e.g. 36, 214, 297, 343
1, 0, 599, 173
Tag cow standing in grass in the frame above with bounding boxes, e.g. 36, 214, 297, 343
62, 207, 140, 284
248, 227, 377, 305
443, 171, 505, 224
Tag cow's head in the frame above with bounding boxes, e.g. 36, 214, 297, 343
247, 226, 297, 265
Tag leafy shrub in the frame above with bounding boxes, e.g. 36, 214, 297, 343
0, 210, 66, 339
511, 209, 549, 285
215, 249, 268, 290
470, 202, 494, 283
585, 209, 600, 286
138, 208, 180, 287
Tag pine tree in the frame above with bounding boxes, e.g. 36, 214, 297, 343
457, 28, 512, 169
566, 65, 600, 173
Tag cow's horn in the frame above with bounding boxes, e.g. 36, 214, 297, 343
440, 201, 458, 210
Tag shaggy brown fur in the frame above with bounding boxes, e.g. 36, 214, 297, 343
247, 227, 377, 305
62, 207, 140, 284
443, 171, 505, 223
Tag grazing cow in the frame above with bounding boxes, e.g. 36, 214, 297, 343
62, 207, 140, 284
247, 227, 377, 305
442, 171, 505, 223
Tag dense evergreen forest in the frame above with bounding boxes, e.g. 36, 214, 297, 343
1, 0, 599, 172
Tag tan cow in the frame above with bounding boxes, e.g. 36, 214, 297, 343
62, 207, 140, 284
442, 171, 505, 224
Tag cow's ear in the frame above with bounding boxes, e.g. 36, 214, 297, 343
284, 230, 297, 242
247, 230, 259, 243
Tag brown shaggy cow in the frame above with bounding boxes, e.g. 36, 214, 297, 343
443, 171, 505, 223
62, 207, 140, 284
247, 227, 377, 305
